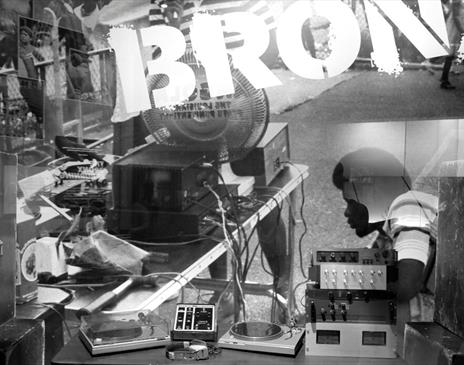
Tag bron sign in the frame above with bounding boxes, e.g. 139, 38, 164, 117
108, 0, 456, 110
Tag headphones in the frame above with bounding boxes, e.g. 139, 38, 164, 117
165, 340, 210, 361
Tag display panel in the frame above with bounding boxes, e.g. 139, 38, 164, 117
316, 330, 340, 345
362, 331, 386, 346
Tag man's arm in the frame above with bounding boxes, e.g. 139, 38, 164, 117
393, 229, 430, 302
396, 259, 425, 302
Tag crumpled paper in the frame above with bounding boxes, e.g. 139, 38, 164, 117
67, 230, 149, 275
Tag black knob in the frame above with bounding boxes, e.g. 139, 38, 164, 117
346, 292, 353, 304
328, 292, 335, 302
388, 301, 396, 323
340, 304, 347, 321
310, 301, 317, 323
329, 304, 336, 321
330, 252, 336, 262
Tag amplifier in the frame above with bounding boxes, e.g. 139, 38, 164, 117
305, 285, 396, 324
108, 185, 237, 242
305, 322, 398, 358
313, 248, 397, 265
112, 144, 218, 212
231, 122, 290, 186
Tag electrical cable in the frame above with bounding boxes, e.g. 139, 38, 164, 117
128, 237, 211, 247
241, 211, 261, 280
32, 302, 73, 339
283, 161, 309, 279
209, 167, 253, 283
292, 279, 314, 317
144, 271, 203, 302
205, 183, 247, 320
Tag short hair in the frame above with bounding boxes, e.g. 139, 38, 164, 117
332, 148, 412, 222
20, 25, 33, 38
332, 148, 411, 190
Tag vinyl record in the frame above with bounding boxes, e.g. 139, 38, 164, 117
229, 321, 283, 342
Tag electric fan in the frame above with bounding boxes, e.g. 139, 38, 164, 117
140, 49, 269, 180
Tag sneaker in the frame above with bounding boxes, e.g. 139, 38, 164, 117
440, 81, 456, 89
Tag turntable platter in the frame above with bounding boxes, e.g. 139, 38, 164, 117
230, 321, 283, 341
219, 322, 305, 356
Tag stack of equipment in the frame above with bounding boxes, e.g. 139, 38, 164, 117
305, 248, 398, 358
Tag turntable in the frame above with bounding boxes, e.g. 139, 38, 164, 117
79, 310, 171, 355
218, 321, 305, 356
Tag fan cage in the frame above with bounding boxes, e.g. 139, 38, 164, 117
141, 49, 269, 163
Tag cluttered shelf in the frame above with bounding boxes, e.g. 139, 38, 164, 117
62, 163, 309, 317
48, 163, 311, 363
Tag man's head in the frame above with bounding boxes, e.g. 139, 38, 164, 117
19, 26, 33, 44
332, 148, 411, 237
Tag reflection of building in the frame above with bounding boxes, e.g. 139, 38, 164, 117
0, 75, 42, 151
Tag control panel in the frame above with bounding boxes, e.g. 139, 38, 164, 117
171, 304, 217, 342
314, 249, 396, 266
305, 285, 396, 324
305, 247, 398, 359
319, 264, 388, 290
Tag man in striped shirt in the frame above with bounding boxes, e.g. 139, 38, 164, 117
332, 147, 438, 351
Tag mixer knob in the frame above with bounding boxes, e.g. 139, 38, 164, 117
340, 304, 347, 321
310, 301, 317, 322
328, 292, 335, 302
329, 304, 336, 321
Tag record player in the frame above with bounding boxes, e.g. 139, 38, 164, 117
79, 310, 171, 355
218, 321, 305, 356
